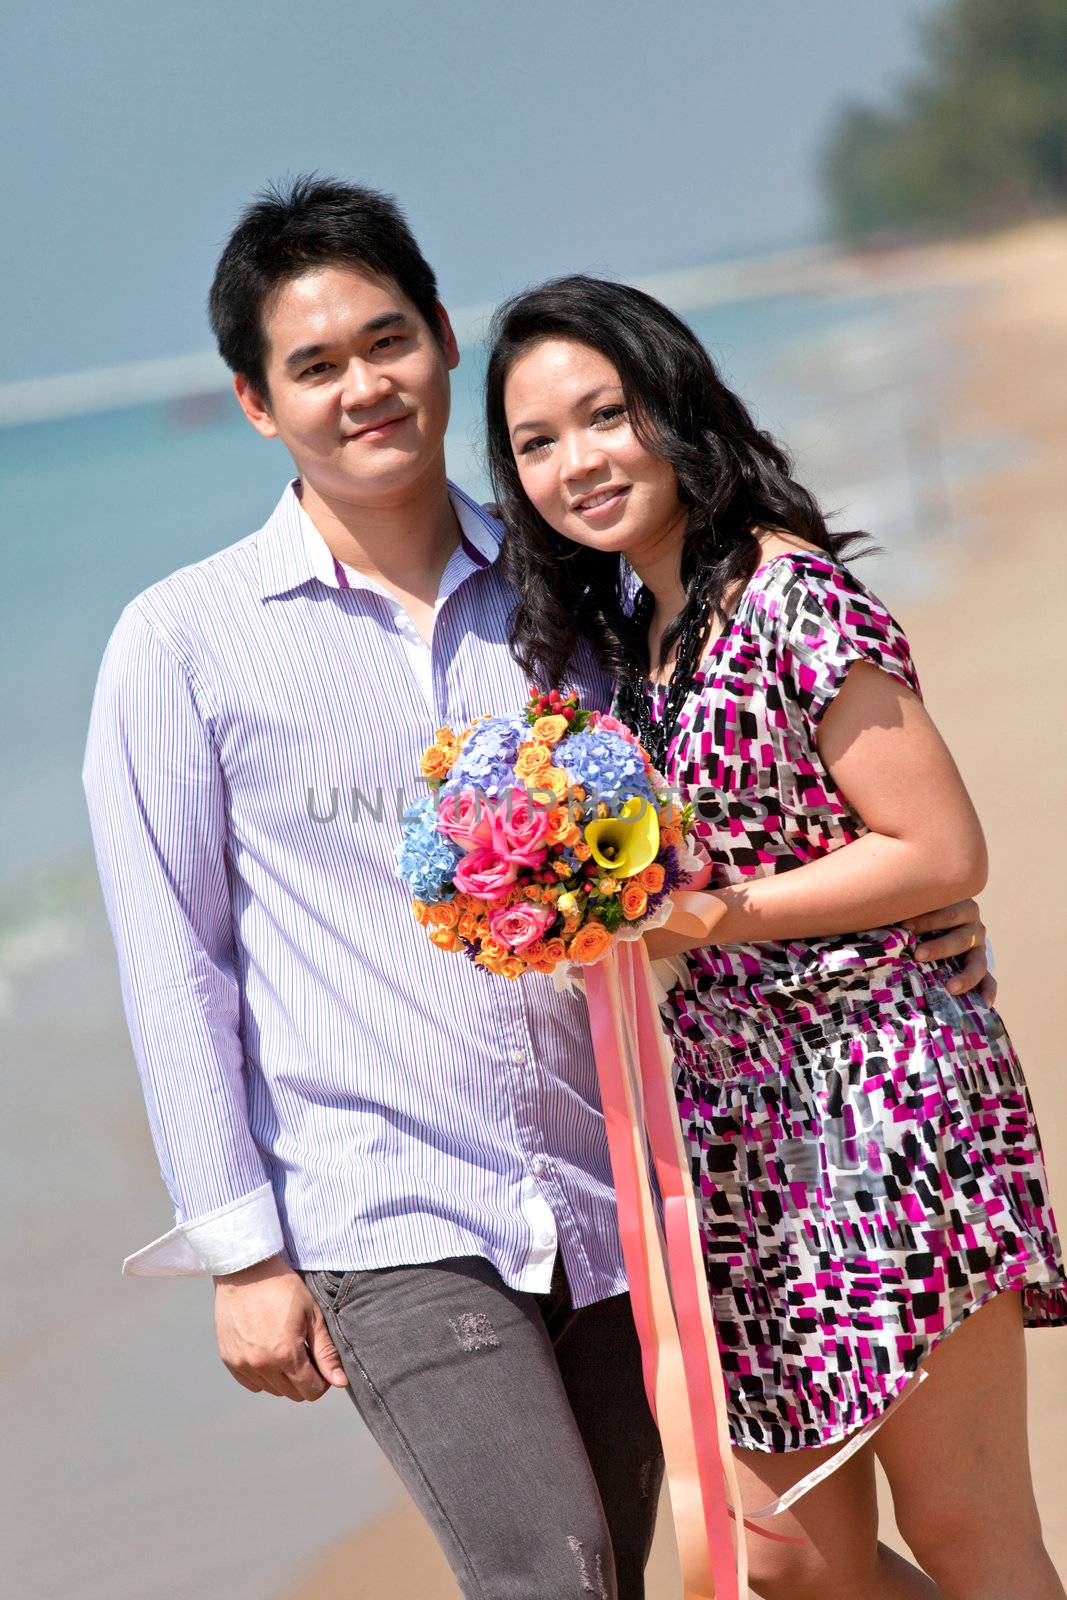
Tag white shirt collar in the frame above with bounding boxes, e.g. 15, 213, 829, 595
294, 481, 500, 600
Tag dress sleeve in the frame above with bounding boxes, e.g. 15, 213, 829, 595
770, 559, 921, 737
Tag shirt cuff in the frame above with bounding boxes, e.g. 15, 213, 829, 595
122, 1182, 285, 1277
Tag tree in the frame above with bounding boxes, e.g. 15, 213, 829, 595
822, 0, 1067, 240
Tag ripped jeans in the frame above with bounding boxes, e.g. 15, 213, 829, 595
305, 1255, 663, 1599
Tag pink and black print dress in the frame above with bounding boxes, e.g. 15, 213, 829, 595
652, 551, 1066, 1454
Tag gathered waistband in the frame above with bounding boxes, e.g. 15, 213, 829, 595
668, 962, 957, 1081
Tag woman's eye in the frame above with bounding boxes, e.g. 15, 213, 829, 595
520, 437, 552, 457
593, 405, 627, 428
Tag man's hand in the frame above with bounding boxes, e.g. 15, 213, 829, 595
903, 897, 995, 1004
213, 1254, 349, 1401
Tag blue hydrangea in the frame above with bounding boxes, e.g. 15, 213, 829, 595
448, 715, 528, 800
557, 729, 657, 813
396, 795, 463, 901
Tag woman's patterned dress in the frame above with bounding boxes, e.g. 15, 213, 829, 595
652, 550, 1066, 1454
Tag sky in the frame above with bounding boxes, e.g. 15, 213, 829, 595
3, 0, 935, 386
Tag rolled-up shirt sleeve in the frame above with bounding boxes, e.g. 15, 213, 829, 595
83, 602, 283, 1277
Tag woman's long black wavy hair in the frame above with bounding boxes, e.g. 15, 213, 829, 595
485, 274, 869, 690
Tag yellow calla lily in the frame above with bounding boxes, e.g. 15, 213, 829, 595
583, 796, 660, 879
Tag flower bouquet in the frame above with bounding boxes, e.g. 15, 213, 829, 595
397, 689, 701, 978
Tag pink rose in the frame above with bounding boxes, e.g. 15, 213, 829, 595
588, 712, 640, 745
491, 786, 552, 868
488, 901, 557, 954
452, 847, 519, 903
438, 788, 495, 852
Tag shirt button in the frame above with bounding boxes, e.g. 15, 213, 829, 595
510, 1049, 526, 1066
531, 1156, 548, 1176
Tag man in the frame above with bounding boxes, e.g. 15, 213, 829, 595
83, 176, 991, 1599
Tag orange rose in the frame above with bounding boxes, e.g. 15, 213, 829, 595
541, 937, 567, 964
428, 900, 461, 929
531, 714, 569, 745
545, 805, 571, 842
514, 743, 552, 781
639, 864, 666, 894
573, 842, 592, 861
429, 926, 461, 952
434, 725, 458, 745
569, 920, 612, 964
521, 936, 560, 969
539, 766, 570, 800
619, 883, 648, 920
480, 938, 507, 962
659, 804, 684, 848
500, 957, 526, 980
412, 899, 431, 926
420, 743, 456, 781
458, 912, 482, 941
545, 810, 581, 850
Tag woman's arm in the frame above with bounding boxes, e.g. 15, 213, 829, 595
653, 661, 987, 950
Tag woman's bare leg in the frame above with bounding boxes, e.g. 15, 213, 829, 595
732, 1434, 939, 1599
876, 1291, 1063, 1600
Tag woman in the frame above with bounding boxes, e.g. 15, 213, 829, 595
484, 276, 1066, 1600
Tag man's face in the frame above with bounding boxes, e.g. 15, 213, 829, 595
236, 264, 459, 507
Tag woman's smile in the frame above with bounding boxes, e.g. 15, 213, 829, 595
571, 484, 631, 520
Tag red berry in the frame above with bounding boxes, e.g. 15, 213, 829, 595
562, 707, 575, 721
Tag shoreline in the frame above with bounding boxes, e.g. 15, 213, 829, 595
2, 222, 1038, 430
274, 219, 1067, 1598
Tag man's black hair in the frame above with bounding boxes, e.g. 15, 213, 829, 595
208, 175, 440, 398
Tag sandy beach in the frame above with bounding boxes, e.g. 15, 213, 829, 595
277, 220, 1067, 1599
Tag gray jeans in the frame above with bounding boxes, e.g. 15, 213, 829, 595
305, 1255, 664, 1599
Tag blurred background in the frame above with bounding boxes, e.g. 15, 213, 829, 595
2, 2, 1064, 1595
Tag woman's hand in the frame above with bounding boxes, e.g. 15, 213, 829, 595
642, 891, 728, 962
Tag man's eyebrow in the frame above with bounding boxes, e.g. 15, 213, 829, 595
510, 385, 620, 438
364, 311, 409, 334
284, 343, 328, 371
283, 313, 410, 371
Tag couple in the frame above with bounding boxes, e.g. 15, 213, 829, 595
84, 178, 1064, 1600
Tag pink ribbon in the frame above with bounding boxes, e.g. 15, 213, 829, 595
585, 943, 747, 1598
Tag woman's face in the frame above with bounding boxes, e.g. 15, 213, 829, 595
503, 338, 685, 560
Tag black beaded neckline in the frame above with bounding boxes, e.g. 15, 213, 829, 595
614, 588, 711, 774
